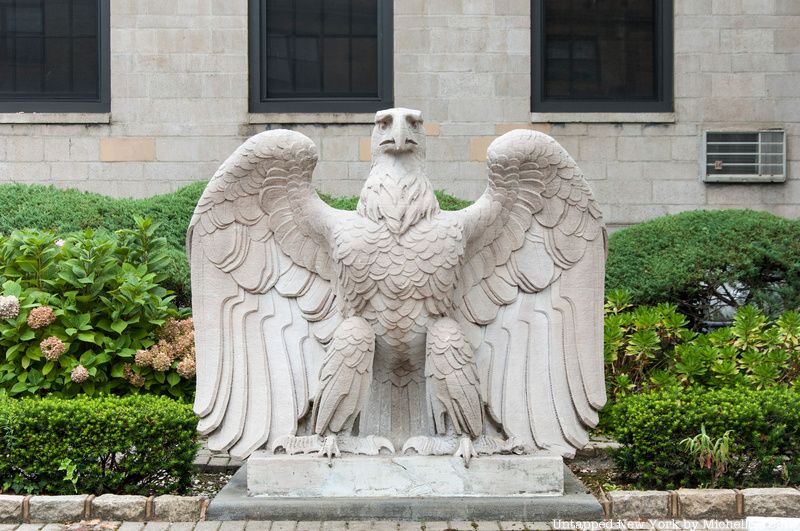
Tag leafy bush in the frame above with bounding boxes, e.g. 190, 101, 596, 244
604, 291, 800, 399
0, 183, 474, 305
608, 387, 800, 489
606, 209, 800, 323
0, 219, 194, 398
604, 289, 694, 399
0, 182, 205, 252
0, 395, 197, 495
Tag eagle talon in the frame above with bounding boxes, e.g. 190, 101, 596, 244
318, 435, 341, 466
454, 437, 478, 468
338, 435, 395, 455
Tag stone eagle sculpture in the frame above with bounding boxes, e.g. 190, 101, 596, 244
188, 108, 606, 465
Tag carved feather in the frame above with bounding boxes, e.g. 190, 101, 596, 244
188, 130, 340, 459
448, 129, 606, 458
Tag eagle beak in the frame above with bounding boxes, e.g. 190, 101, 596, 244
381, 125, 417, 152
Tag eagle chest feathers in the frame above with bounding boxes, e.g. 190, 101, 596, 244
332, 214, 465, 338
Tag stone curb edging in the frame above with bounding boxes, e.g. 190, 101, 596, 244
604, 487, 800, 519
0, 494, 208, 524
3, 487, 800, 523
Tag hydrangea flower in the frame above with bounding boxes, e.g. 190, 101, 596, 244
134, 349, 154, 366
151, 350, 173, 372
0, 295, 20, 319
177, 357, 196, 378
123, 363, 146, 387
40, 336, 66, 360
27, 306, 56, 329
71, 365, 89, 383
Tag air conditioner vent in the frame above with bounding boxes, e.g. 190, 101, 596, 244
703, 130, 785, 183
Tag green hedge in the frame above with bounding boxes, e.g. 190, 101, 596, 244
606, 209, 800, 323
0, 395, 197, 495
5, 185, 800, 321
0, 183, 472, 305
607, 386, 800, 489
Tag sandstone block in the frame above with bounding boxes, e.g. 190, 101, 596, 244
28, 495, 88, 523
677, 489, 737, 519
91, 494, 147, 521
152, 495, 204, 522
607, 490, 671, 519
100, 138, 155, 162
742, 488, 800, 517
0, 495, 24, 523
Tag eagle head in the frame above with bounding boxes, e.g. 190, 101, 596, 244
358, 107, 439, 236
371, 108, 426, 159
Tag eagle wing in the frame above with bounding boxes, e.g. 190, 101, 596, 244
448, 129, 607, 457
187, 130, 348, 459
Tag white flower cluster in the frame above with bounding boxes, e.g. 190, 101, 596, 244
0, 295, 20, 319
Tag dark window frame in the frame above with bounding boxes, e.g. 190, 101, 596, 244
0, 0, 110, 113
249, 0, 393, 113
531, 0, 673, 113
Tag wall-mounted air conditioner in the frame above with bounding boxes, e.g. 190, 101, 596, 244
703, 130, 786, 183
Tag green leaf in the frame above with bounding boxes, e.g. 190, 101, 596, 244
19, 330, 35, 341
77, 332, 97, 344
42, 361, 55, 376
110, 364, 124, 378
110, 320, 128, 334
167, 373, 180, 387
9, 381, 28, 394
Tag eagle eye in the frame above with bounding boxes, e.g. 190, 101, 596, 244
376, 116, 392, 132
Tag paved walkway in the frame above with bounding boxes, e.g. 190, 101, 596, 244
0, 520, 757, 531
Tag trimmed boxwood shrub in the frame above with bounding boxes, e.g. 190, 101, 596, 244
606, 209, 800, 323
607, 386, 800, 489
0, 395, 197, 495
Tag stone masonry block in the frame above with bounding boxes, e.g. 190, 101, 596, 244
766, 74, 800, 98
579, 137, 617, 162
0, 495, 24, 523
711, 73, 765, 98
607, 490, 671, 519
321, 136, 358, 162
152, 495, 204, 522
100, 138, 156, 162
674, 28, 719, 54
741, 488, 800, 517
423, 122, 441, 137
677, 489, 737, 519
28, 495, 88, 523
7, 137, 44, 162
469, 136, 496, 161
617, 137, 671, 162
358, 137, 371, 162
653, 180, 707, 205
91, 494, 147, 521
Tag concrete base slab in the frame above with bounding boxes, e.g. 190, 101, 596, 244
247, 452, 563, 497
208, 464, 603, 521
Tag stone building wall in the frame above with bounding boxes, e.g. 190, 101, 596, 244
0, 0, 798, 228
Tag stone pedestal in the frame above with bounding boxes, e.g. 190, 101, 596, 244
247, 452, 563, 497
208, 453, 603, 521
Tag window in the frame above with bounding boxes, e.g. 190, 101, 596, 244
0, 0, 109, 113
704, 131, 786, 183
532, 0, 673, 113
249, 0, 393, 113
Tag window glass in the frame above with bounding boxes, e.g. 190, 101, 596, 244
533, 0, 672, 112
253, 0, 391, 112
0, 0, 101, 102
